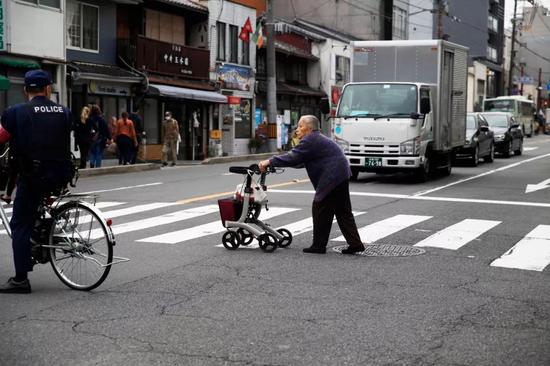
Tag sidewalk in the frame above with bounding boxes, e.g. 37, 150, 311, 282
78, 152, 277, 177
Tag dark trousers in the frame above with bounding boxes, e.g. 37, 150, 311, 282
77, 142, 90, 169
312, 179, 362, 248
10, 181, 41, 274
116, 135, 133, 165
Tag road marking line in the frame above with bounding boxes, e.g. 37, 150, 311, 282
333, 214, 432, 243
523, 147, 538, 151
139, 207, 298, 244
490, 225, 550, 271
414, 219, 501, 250
89, 204, 219, 239
1, 200, 125, 215
413, 152, 550, 196
268, 189, 550, 208
175, 179, 310, 204
79, 182, 163, 194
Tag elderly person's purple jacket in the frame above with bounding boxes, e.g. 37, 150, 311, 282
269, 131, 351, 201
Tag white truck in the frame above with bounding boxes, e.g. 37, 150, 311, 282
331, 40, 468, 181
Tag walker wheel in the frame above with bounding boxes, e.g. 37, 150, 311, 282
237, 228, 254, 246
222, 231, 240, 250
276, 228, 293, 247
258, 233, 278, 253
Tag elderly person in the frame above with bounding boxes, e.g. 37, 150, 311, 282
259, 115, 365, 255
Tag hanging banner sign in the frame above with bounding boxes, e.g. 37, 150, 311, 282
0, 0, 6, 51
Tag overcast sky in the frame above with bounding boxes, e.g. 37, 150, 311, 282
505, 0, 550, 25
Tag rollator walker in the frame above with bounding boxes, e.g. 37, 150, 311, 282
218, 164, 292, 253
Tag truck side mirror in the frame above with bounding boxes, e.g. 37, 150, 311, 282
420, 98, 431, 114
319, 97, 330, 115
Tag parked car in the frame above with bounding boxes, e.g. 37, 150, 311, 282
454, 113, 494, 166
480, 112, 523, 157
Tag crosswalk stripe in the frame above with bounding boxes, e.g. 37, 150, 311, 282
138, 207, 299, 244
89, 204, 219, 239
414, 219, 501, 250
0, 201, 126, 235
333, 214, 432, 243
523, 147, 538, 151
0, 201, 125, 215
490, 225, 550, 271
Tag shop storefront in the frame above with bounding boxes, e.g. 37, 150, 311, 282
216, 64, 255, 156
144, 82, 227, 161
68, 62, 143, 123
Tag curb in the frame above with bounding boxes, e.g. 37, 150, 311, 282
202, 152, 277, 165
78, 163, 160, 177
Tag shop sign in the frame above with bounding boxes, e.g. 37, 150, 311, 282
217, 64, 252, 91
255, 108, 262, 127
227, 96, 241, 105
137, 37, 209, 79
0, 0, 6, 51
88, 81, 130, 96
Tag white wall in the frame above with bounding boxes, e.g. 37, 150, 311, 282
8, 1, 65, 60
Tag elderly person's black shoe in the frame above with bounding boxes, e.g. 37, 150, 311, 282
341, 244, 365, 254
0, 277, 31, 294
303, 246, 326, 254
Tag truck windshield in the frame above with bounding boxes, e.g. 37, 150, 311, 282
337, 84, 418, 118
484, 100, 515, 113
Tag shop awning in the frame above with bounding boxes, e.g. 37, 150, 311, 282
0, 75, 10, 91
149, 83, 227, 103
0, 57, 40, 69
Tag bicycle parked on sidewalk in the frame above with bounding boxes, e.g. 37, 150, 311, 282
0, 148, 128, 291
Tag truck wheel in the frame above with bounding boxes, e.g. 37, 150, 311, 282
415, 157, 431, 182
350, 167, 359, 181
440, 153, 452, 176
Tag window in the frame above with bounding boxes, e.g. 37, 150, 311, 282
145, 10, 186, 46
234, 99, 252, 138
20, 0, 60, 9
335, 56, 350, 84
67, 0, 99, 52
241, 36, 250, 65
488, 15, 498, 32
229, 25, 238, 63
393, 6, 407, 40
216, 22, 226, 61
486, 46, 497, 62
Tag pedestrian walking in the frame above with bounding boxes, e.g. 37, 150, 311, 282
88, 105, 111, 168
129, 110, 145, 164
259, 115, 365, 255
73, 105, 93, 169
162, 111, 179, 166
0, 69, 74, 293
113, 111, 137, 165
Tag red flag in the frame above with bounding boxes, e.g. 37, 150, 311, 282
239, 27, 250, 42
243, 17, 253, 33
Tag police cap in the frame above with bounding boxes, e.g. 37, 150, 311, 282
24, 69, 53, 88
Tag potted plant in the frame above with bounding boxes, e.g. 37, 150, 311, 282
248, 136, 263, 154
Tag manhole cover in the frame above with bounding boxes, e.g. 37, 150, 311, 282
332, 244, 425, 257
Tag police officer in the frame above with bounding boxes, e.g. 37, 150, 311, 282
0, 69, 73, 293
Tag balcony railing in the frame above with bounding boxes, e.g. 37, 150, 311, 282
117, 36, 209, 80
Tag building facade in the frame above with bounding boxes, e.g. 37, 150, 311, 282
0, 0, 66, 110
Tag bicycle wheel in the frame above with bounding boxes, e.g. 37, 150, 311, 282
48, 200, 113, 291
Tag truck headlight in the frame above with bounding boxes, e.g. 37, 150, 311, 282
334, 136, 349, 153
400, 136, 420, 155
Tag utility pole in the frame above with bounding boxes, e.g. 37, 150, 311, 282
537, 67, 542, 110
508, 0, 518, 95
436, 0, 444, 39
266, 0, 277, 132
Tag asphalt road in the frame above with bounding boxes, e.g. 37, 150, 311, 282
1, 134, 549, 365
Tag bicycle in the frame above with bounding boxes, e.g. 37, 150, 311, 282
0, 148, 129, 291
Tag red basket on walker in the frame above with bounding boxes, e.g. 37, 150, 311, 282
218, 198, 243, 226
